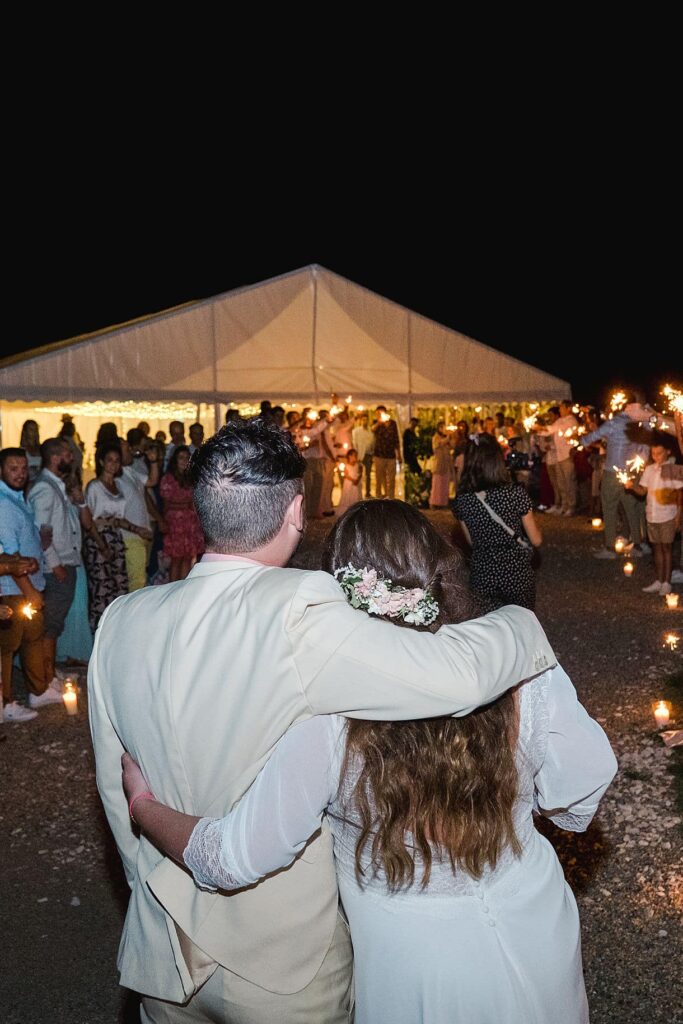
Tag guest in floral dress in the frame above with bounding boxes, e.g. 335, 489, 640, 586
159, 446, 204, 581
83, 443, 129, 632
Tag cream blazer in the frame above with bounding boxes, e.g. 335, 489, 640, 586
88, 559, 555, 1002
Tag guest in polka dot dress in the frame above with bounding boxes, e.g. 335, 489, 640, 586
453, 434, 542, 610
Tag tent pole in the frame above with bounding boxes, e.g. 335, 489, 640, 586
311, 267, 320, 405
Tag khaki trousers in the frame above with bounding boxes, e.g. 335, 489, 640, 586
141, 911, 354, 1024
554, 457, 577, 514
0, 595, 47, 702
123, 534, 148, 591
374, 456, 396, 499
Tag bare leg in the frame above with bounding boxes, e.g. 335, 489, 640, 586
662, 543, 673, 584
653, 543, 664, 583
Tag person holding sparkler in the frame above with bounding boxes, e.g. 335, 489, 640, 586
582, 390, 651, 559
0, 448, 49, 722
624, 434, 683, 594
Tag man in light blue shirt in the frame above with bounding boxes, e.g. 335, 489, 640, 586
582, 402, 650, 557
0, 448, 50, 721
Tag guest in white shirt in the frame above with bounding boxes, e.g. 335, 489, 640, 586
533, 401, 579, 516
352, 413, 375, 499
83, 443, 130, 631
27, 438, 86, 694
188, 423, 205, 455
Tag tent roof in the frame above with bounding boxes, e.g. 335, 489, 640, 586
0, 265, 570, 405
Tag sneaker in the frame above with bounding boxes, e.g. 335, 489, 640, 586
642, 580, 662, 594
640, 542, 652, 554
629, 545, 645, 558
3, 701, 38, 722
48, 675, 64, 693
547, 506, 562, 515
660, 582, 672, 595
28, 683, 64, 708
593, 548, 617, 560
671, 569, 683, 584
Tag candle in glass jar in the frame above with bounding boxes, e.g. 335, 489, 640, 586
592, 518, 602, 529
665, 593, 679, 609
623, 561, 634, 577
62, 680, 78, 716
614, 537, 625, 554
653, 701, 671, 728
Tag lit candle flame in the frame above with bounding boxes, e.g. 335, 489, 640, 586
664, 632, 679, 651
22, 602, 36, 620
622, 561, 634, 576
665, 593, 679, 609
653, 700, 671, 727
614, 538, 625, 553
345, 395, 352, 404
592, 517, 603, 529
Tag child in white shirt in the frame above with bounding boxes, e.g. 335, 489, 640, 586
626, 441, 683, 595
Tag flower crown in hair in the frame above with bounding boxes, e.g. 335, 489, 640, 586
334, 564, 439, 626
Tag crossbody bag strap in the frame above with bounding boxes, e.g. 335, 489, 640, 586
475, 491, 531, 549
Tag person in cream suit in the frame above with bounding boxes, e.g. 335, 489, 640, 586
88, 418, 556, 1024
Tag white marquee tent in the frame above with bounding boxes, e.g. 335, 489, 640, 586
0, 265, 570, 453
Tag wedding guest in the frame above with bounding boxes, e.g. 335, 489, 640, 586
58, 418, 84, 484
453, 434, 542, 610
625, 435, 683, 595
123, 499, 615, 1024
28, 438, 85, 693
95, 421, 119, 455
372, 406, 401, 499
0, 448, 47, 721
159, 445, 204, 581
317, 410, 338, 517
336, 449, 362, 512
188, 422, 205, 455
582, 392, 651, 558
532, 400, 579, 517
118, 439, 157, 591
352, 412, 374, 498
163, 420, 187, 472
19, 420, 42, 484
57, 474, 94, 664
429, 420, 455, 509
84, 442, 129, 631
402, 417, 421, 475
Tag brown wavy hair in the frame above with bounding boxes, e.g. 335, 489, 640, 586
321, 500, 520, 890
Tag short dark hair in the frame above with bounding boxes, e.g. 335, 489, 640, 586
458, 434, 511, 493
41, 437, 69, 466
0, 447, 27, 469
190, 419, 305, 553
127, 427, 144, 446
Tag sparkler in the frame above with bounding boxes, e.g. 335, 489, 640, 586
379, 412, 390, 422
522, 415, 537, 431
345, 395, 352, 404
610, 390, 627, 413
22, 603, 36, 620
613, 466, 631, 485
626, 454, 645, 474
664, 632, 679, 651
307, 410, 319, 421
662, 384, 683, 415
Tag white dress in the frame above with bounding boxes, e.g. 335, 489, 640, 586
184, 665, 616, 1024
336, 466, 363, 511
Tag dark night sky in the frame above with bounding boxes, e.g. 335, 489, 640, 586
3, 188, 679, 410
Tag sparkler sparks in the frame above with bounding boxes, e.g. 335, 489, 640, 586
22, 603, 36, 620
662, 384, 683, 415
610, 390, 627, 412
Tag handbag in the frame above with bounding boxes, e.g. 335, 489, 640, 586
474, 491, 533, 552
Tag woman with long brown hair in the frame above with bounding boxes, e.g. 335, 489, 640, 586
122, 500, 615, 1023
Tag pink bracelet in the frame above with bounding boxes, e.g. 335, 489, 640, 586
129, 790, 157, 823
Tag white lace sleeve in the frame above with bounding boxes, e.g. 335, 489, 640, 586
534, 664, 617, 832
183, 818, 239, 891
182, 716, 344, 891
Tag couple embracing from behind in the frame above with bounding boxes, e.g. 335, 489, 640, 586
89, 418, 616, 1024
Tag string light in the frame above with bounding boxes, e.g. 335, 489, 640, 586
34, 400, 199, 420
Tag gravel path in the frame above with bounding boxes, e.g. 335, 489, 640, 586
1, 512, 681, 1023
